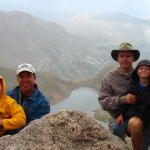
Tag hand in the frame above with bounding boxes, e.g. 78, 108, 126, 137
124, 94, 136, 104
116, 114, 124, 126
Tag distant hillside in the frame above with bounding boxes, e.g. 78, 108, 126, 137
0, 63, 117, 106
61, 12, 150, 58
37, 72, 77, 104
0, 66, 77, 104
77, 64, 116, 92
0, 10, 107, 79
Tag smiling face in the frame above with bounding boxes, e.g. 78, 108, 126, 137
17, 71, 36, 96
137, 65, 150, 79
117, 51, 134, 70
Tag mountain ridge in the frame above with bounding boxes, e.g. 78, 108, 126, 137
0, 65, 77, 104
61, 12, 150, 59
0, 10, 105, 79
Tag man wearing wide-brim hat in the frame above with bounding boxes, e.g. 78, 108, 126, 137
111, 42, 140, 62
98, 43, 145, 147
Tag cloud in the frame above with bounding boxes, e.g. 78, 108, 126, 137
143, 16, 150, 20
145, 28, 150, 42
62, 1, 71, 11
0, 0, 150, 17
0, 0, 54, 11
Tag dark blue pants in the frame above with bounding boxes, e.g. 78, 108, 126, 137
143, 128, 150, 150
112, 121, 128, 141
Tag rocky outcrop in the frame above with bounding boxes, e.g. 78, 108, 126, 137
0, 110, 129, 150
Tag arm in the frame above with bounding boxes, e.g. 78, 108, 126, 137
120, 93, 136, 104
2, 98, 26, 131
116, 114, 124, 125
98, 76, 136, 111
116, 101, 132, 125
120, 85, 137, 104
98, 77, 122, 111
29, 98, 50, 122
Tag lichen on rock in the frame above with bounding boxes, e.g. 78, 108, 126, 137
0, 110, 129, 150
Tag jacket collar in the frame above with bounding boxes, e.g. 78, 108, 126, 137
14, 84, 39, 101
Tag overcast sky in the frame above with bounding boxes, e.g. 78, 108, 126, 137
0, 0, 150, 18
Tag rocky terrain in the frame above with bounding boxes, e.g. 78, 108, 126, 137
0, 110, 129, 150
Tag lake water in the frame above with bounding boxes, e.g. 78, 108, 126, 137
51, 87, 107, 128
51, 87, 100, 113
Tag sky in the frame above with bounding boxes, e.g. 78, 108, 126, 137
0, 0, 150, 19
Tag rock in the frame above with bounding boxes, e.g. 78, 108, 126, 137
0, 110, 129, 150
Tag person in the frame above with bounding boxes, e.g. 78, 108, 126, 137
116, 59, 150, 150
0, 75, 26, 136
7, 63, 50, 127
98, 42, 140, 140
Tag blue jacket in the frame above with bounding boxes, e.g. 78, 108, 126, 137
7, 84, 50, 124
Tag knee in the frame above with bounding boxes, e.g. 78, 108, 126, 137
128, 117, 143, 131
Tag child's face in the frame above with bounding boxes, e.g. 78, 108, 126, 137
137, 65, 150, 79
0, 80, 2, 98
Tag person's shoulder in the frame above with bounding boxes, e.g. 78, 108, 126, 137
35, 87, 49, 102
7, 86, 19, 96
4, 95, 17, 105
102, 68, 117, 81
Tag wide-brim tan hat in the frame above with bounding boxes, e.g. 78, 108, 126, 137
111, 43, 140, 62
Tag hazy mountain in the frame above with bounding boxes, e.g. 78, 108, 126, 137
1, 10, 148, 83
61, 12, 150, 58
0, 10, 108, 79
0, 64, 107, 105
78, 64, 116, 92
0, 62, 117, 105
27, 10, 79, 22
0, 65, 78, 104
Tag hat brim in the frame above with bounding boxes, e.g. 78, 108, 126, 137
111, 50, 140, 62
17, 69, 34, 75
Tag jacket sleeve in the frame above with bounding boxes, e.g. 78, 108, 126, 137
2, 98, 26, 131
30, 97, 50, 122
117, 86, 138, 118
118, 103, 130, 116
98, 76, 122, 111
6, 90, 12, 96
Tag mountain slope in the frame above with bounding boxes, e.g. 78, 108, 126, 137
0, 10, 105, 79
0, 65, 77, 104
61, 12, 150, 58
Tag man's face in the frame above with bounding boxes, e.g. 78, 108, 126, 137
117, 51, 134, 69
17, 71, 35, 94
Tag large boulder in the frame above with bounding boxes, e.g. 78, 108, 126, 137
0, 110, 129, 150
